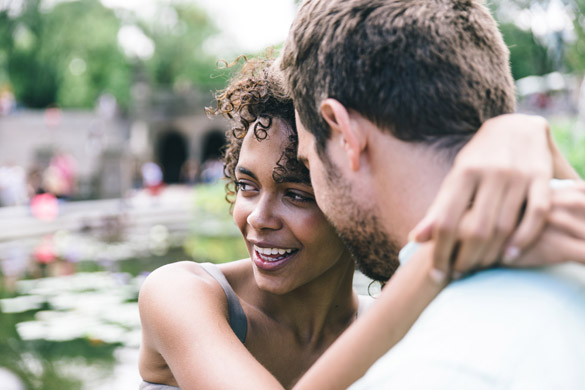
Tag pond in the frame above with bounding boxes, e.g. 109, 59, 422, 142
0, 248, 182, 389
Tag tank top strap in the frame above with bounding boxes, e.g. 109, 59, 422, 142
199, 262, 248, 343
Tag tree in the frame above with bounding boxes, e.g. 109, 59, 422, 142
491, 0, 585, 75
499, 23, 554, 79
142, 3, 223, 89
3, 0, 130, 109
0, 0, 223, 110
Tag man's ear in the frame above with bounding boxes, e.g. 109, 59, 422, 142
320, 99, 366, 172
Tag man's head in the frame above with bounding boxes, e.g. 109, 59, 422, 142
283, 0, 516, 281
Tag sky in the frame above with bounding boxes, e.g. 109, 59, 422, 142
100, 0, 298, 58
197, 0, 298, 54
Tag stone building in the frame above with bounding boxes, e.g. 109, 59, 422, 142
0, 86, 227, 203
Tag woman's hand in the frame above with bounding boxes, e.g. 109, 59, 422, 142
512, 181, 585, 266
409, 114, 554, 276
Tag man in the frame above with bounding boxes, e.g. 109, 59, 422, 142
281, 0, 585, 388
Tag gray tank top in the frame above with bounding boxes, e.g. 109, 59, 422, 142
140, 263, 248, 390
199, 262, 248, 343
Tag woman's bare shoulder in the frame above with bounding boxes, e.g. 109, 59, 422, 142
138, 259, 250, 314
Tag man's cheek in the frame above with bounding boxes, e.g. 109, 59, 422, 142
314, 183, 332, 217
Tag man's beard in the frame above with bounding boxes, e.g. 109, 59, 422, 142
323, 163, 401, 282
336, 208, 401, 282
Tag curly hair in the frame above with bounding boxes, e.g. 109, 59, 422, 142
206, 57, 309, 209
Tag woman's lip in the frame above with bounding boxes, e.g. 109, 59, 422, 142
252, 248, 298, 272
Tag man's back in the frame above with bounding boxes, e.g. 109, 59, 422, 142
351, 264, 585, 389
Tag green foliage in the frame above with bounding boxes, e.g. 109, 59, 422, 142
491, 0, 585, 74
184, 235, 248, 264
550, 117, 585, 178
566, 0, 585, 72
0, 0, 223, 109
187, 182, 249, 263
143, 3, 222, 89
2, 0, 131, 109
44, 1, 132, 108
499, 23, 554, 79
194, 181, 232, 216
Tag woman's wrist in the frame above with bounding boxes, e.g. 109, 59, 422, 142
399, 241, 450, 287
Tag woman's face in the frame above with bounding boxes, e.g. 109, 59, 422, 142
232, 118, 351, 294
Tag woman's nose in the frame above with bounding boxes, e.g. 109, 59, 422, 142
247, 195, 282, 231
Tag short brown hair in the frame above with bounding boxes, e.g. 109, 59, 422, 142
206, 58, 307, 207
281, 0, 516, 154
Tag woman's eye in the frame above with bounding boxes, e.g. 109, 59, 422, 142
287, 191, 314, 203
235, 181, 255, 192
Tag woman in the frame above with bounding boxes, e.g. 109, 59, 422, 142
138, 58, 584, 390
139, 58, 368, 389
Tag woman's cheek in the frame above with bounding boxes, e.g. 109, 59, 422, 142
232, 200, 250, 234
296, 211, 334, 243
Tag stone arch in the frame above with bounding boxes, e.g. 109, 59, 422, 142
201, 129, 226, 163
157, 130, 188, 184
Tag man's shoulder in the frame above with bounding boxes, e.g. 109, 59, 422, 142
422, 264, 585, 342
440, 263, 585, 308
351, 264, 585, 390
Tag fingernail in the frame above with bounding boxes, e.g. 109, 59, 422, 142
430, 268, 447, 284
503, 246, 520, 264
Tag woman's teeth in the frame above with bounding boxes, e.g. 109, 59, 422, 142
254, 245, 296, 261
255, 246, 294, 255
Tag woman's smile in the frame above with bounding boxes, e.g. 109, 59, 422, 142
252, 244, 300, 271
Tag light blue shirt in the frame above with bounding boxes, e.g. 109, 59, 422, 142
350, 264, 585, 389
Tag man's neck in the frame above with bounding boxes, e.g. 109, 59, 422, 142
369, 132, 453, 247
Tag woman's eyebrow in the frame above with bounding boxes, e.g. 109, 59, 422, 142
237, 167, 257, 180
274, 172, 312, 185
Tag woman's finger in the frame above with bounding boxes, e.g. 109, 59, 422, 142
479, 176, 528, 267
427, 169, 479, 274
504, 178, 551, 262
453, 172, 508, 273
513, 227, 585, 266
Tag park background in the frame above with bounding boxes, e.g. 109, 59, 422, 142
0, 0, 584, 389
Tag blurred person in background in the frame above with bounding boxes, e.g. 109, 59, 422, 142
0, 163, 28, 207
199, 157, 224, 183
180, 158, 201, 186
43, 152, 77, 200
0, 84, 15, 116
141, 161, 164, 196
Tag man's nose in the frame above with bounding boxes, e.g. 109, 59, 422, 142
246, 194, 282, 231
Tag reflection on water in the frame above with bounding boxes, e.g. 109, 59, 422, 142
0, 255, 178, 390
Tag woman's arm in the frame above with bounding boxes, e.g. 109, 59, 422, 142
410, 114, 554, 274
410, 113, 583, 273
293, 243, 446, 390
138, 262, 284, 390
513, 181, 585, 266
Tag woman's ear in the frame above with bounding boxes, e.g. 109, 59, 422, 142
320, 99, 366, 172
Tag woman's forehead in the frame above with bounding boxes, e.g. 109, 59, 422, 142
238, 120, 310, 185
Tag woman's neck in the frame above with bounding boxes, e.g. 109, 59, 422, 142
245, 254, 357, 346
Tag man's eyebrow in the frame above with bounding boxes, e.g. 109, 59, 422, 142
236, 167, 257, 180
